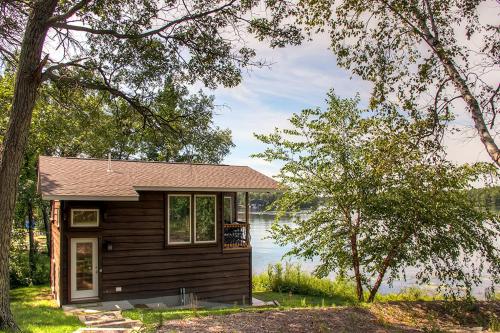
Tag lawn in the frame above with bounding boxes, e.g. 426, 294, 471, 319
3, 284, 499, 333
3, 285, 82, 333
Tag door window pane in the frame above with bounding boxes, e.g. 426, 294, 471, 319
76, 242, 93, 291
195, 196, 216, 242
224, 197, 232, 223
168, 196, 191, 243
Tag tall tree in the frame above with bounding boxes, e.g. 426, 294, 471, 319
0, 71, 236, 302
0, 1, 299, 328
255, 92, 500, 302
292, 0, 499, 165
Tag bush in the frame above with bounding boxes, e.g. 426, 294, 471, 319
10, 251, 50, 288
9, 226, 50, 288
253, 263, 357, 301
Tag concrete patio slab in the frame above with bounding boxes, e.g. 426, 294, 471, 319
63, 300, 134, 313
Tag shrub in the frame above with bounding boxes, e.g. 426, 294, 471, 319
10, 251, 49, 288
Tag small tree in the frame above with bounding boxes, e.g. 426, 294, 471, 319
255, 92, 500, 302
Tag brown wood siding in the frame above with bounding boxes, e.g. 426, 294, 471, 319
50, 200, 61, 305
59, 191, 251, 305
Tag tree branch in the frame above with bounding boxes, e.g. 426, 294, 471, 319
46, 0, 93, 24
50, 0, 237, 39
43, 71, 178, 134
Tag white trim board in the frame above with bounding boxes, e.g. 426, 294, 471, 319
134, 186, 277, 192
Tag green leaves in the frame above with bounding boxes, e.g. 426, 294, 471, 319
291, 0, 499, 164
256, 91, 500, 300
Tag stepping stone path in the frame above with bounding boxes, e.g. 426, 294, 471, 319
72, 310, 143, 333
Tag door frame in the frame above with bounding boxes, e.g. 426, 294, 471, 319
69, 237, 99, 301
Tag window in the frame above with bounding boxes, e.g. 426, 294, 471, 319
194, 195, 216, 243
71, 209, 99, 227
224, 196, 233, 223
168, 195, 191, 244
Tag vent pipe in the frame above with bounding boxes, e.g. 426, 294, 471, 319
107, 153, 112, 172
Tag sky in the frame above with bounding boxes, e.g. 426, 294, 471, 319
207, 36, 493, 177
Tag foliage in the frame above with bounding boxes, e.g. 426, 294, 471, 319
255, 91, 500, 302
469, 186, 500, 212
254, 263, 440, 304
250, 192, 322, 212
1, 0, 301, 91
253, 263, 358, 303
293, 0, 500, 164
0, 73, 234, 163
9, 246, 49, 289
8, 285, 82, 333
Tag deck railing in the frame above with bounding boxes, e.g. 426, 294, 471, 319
223, 222, 249, 248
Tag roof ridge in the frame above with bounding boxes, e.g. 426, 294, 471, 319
40, 155, 250, 168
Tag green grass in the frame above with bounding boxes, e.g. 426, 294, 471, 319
3, 285, 82, 333
253, 263, 358, 304
253, 291, 353, 307
2, 264, 444, 333
372, 286, 442, 302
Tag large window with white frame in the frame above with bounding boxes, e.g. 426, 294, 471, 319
71, 209, 99, 227
194, 195, 217, 243
167, 195, 192, 244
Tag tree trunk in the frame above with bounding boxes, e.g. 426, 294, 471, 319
0, 0, 58, 330
41, 202, 51, 255
27, 202, 36, 281
412, 13, 500, 166
367, 251, 395, 302
436, 47, 500, 166
367, 231, 412, 302
350, 233, 364, 302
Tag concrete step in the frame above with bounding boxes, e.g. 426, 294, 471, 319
78, 311, 123, 324
74, 328, 133, 333
93, 319, 142, 329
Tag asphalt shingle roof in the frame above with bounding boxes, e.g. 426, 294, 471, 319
38, 156, 278, 201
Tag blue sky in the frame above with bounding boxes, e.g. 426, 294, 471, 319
207, 37, 491, 177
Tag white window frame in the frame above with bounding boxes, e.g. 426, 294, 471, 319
70, 208, 99, 227
194, 194, 217, 244
167, 194, 192, 245
223, 196, 233, 223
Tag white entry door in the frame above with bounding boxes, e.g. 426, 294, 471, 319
71, 238, 98, 300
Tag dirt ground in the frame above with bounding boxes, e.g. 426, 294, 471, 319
158, 301, 500, 333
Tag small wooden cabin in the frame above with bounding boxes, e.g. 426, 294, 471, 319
37, 156, 277, 306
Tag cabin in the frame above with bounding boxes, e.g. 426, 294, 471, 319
37, 156, 278, 306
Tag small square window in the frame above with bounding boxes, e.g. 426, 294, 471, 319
71, 209, 99, 227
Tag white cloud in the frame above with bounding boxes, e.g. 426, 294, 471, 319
206, 21, 498, 174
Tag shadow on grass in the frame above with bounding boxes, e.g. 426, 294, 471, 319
371, 300, 500, 330
9, 285, 82, 333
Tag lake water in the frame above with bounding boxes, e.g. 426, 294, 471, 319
250, 212, 497, 297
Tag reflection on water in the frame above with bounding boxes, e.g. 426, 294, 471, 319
250, 212, 497, 297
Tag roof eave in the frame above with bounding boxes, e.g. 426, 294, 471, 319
42, 195, 140, 201
133, 186, 279, 193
